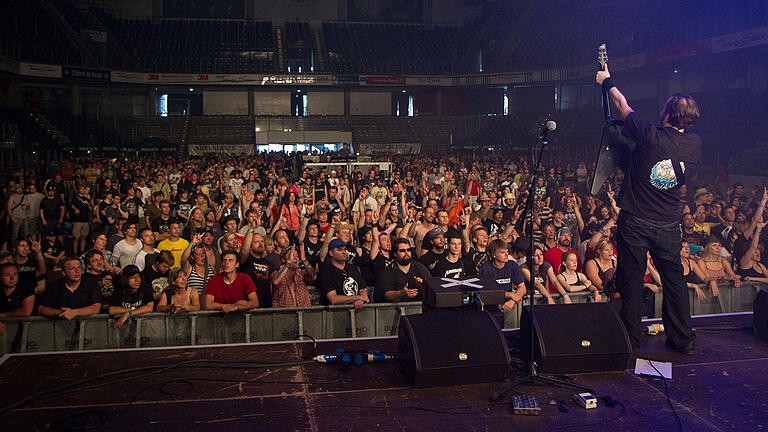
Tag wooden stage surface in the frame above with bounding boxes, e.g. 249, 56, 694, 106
0, 312, 767, 431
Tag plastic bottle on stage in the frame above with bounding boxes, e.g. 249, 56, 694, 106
645, 323, 664, 335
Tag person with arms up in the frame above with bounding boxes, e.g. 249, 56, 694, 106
597, 64, 702, 356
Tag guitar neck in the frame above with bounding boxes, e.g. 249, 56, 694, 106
602, 86, 613, 121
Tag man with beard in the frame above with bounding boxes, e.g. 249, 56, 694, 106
410, 206, 437, 257
543, 227, 581, 276
681, 213, 705, 247
433, 232, 474, 279
419, 228, 446, 273
317, 238, 368, 309
379, 238, 431, 302
239, 232, 273, 308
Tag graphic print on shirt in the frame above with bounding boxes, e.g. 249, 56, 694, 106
444, 267, 463, 279
342, 276, 359, 296
650, 160, 685, 190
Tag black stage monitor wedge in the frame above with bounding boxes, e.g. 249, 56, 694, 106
754, 289, 768, 342
398, 309, 510, 387
423, 276, 506, 309
520, 303, 632, 374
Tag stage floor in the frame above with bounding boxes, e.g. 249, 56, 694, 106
1, 313, 766, 431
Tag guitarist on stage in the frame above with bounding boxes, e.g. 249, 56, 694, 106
596, 64, 702, 357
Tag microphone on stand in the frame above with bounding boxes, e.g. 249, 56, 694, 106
539, 120, 557, 139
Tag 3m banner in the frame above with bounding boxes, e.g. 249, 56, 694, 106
362, 75, 406, 86
335, 74, 360, 85
645, 39, 712, 65
188, 144, 255, 155
63, 67, 110, 81
19, 63, 61, 78
488, 72, 531, 85
405, 76, 453, 86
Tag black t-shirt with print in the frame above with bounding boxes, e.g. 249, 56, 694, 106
109, 285, 155, 310
618, 112, 702, 222
317, 262, 365, 305
239, 255, 272, 308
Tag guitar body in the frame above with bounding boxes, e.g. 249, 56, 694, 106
590, 44, 637, 196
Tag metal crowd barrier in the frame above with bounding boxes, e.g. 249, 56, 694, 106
1, 282, 763, 354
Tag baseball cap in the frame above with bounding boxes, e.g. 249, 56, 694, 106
329, 238, 347, 250
427, 228, 445, 241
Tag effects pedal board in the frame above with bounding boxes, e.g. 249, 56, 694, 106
511, 395, 541, 415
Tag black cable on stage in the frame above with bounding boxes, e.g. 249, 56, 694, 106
296, 333, 318, 359
649, 360, 684, 432
0, 357, 315, 415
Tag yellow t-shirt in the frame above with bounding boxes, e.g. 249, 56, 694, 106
157, 238, 190, 269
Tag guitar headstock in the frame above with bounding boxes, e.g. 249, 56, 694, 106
598, 43, 608, 71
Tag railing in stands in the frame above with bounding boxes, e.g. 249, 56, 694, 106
1, 282, 763, 354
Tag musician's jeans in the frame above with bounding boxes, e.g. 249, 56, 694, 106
616, 211, 695, 351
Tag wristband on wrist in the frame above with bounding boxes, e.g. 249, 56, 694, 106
602, 77, 616, 92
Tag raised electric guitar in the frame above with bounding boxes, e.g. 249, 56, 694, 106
590, 44, 635, 195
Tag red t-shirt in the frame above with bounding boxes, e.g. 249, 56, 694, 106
205, 273, 258, 305
543, 247, 582, 276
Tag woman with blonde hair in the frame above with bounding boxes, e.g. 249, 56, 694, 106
584, 240, 616, 292
220, 232, 241, 254
699, 236, 741, 297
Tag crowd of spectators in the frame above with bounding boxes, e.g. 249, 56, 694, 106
1, 151, 765, 333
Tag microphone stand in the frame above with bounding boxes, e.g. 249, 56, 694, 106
491, 126, 593, 403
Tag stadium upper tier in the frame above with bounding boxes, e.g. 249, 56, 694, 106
1, 0, 764, 75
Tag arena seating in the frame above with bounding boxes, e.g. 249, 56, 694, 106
2, 1, 765, 75
0, 0, 83, 66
